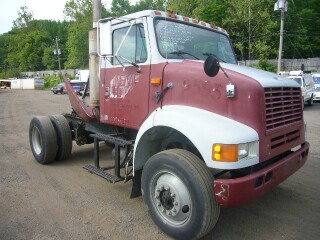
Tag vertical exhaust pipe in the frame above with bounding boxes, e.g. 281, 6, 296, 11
89, 0, 101, 108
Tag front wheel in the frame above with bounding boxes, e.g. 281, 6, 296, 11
142, 149, 220, 240
308, 95, 313, 106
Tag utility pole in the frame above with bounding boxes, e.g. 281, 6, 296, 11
248, 1, 251, 60
54, 36, 62, 78
274, 0, 288, 73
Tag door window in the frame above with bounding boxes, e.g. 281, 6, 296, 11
113, 24, 147, 65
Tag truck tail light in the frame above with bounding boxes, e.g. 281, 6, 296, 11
212, 144, 238, 162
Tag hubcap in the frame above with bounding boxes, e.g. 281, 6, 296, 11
31, 126, 42, 155
151, 171, 191, 226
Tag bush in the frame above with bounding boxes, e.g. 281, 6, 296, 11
257, 59, 277, 73
65, 74, 75, 80
44, 76, 62, 89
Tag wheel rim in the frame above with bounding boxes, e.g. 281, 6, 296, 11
150, 170, 192, 226
31, 126, 42, 155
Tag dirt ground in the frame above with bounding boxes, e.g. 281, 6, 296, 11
0, 89, 319, 240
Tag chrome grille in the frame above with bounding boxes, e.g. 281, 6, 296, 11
265, 87, 302, 131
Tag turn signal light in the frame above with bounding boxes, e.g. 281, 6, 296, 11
212, 144, 238, 162
151, 78, 161, 85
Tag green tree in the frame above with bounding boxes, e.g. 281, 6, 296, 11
223, 0, 277, 60
167, 0, 197, 16
64, 0, 93, 69
282, 0, 320, 58
12, 6, 34, 30
28, 20, 69, 70
6, 30, 51, 71
111, 0, 132, 16
193, 0, 227, 25
132, 0, 166, 12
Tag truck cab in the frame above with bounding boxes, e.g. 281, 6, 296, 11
29, 10, 309, 240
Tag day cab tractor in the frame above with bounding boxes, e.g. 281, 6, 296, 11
29, 10, 309, 240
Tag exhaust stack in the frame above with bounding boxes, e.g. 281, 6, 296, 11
89, 0, 101, 108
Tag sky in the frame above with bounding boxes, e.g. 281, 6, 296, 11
0, 0, 67, 34
0, 0, 138, 35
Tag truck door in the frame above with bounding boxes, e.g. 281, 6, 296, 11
100, 19, 150, 129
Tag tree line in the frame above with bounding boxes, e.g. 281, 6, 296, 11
0, 0, 319, 78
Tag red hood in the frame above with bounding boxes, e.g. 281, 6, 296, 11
161, 60, 264, 132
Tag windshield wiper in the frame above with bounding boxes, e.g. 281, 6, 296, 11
170, 51, 199, 60
202, 53, 226, 63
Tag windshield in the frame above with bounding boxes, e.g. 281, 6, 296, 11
292, 78, 302, 86
154, 18, 237, 64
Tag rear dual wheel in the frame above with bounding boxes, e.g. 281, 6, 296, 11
142, 149, 220, 240
29, 115, 72, 164
29, 116, 57, 164
49, 115, 72, 161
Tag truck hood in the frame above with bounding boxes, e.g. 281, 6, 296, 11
220, 63, 300, 88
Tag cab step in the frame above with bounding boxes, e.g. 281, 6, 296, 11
83, 132, 134, 183
84, 165, 123, 183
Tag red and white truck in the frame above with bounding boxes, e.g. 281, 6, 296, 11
29, 10, 309, 239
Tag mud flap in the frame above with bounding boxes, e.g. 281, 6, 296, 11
130, 169, 142, 198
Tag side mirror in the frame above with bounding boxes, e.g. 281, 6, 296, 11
98, 19, 112, 56
204, 55, 220, 77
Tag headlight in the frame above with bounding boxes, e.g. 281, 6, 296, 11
212, 141, 258, 162
238, 143, 249, 159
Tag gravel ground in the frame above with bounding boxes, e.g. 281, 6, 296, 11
0, 89, 319, 240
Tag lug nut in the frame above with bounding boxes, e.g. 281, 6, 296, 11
171, 193, 176, 198
172, 208, 177, 213
174, 201, 178, 206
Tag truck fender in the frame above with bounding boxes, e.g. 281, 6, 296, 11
133, 105, 259, 173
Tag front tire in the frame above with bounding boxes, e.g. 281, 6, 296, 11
308, 95, 313, 106
142, 149, 220, 240
29, 116, 58, 164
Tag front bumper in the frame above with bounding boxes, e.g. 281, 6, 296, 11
214, 142, 309, 208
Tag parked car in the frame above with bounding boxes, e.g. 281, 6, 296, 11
286, 71, 315, 106
51, 82, 66, 94
79, 83, 90, 97
70, 80, 86, 95
313, 87, 320, 102
312, 73, 320, 88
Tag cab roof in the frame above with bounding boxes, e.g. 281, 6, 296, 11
112, 10, 228, 35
